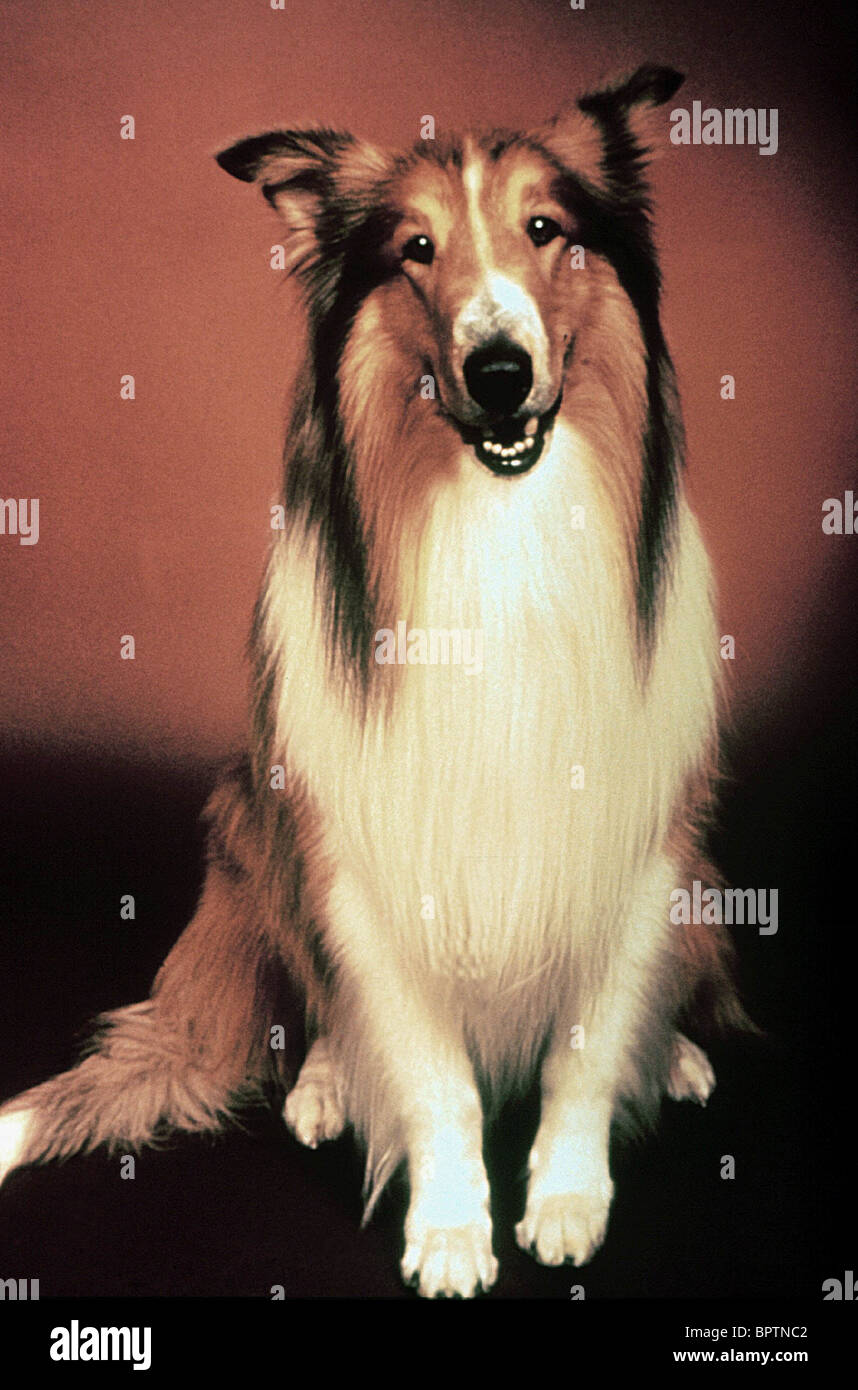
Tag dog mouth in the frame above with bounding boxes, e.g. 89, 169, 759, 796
454, 395, 562, 477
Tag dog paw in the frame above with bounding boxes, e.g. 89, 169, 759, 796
283, 1070, 345, 1148
516, 1185, 613, 1267
0, 1109, 34, 1186
667, 1032, 715, 1105
401, 1219, 498, 1298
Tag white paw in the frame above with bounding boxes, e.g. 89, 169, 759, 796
667, 1032, 715, 1104
401, 1218, 497, 1298
0, 1109, 34, 1186
516, 1184, 613, 1267
283, 1069, 345, 1149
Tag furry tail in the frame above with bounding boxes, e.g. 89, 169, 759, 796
0, 998, 258, 1181
0, 763, 294, 1185
674, 872, 760, 1041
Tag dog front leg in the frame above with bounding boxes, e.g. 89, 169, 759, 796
327, 871, 496, 1298
517, 854, 677, 1267
399, 1048, 496, 1298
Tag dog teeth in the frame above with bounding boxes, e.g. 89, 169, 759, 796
478, 423, 544, 471
483, 436, 535, 456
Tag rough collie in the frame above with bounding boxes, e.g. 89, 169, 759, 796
0, 65, 749, 1297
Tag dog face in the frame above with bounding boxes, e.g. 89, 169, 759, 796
375, 141, 581, 474
217, 65, 680, 480
218, 65, 685, 668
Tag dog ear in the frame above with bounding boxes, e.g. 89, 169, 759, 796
543, 65, 684, 192
579, 65, 684, 177
216, 129, 389, 273
578, 65, 684, 120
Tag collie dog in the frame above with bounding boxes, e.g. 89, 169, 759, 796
0, 65, 749, 1297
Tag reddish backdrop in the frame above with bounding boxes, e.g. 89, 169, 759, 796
2, 0, 855, 766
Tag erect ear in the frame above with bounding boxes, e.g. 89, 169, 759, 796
542, 65, 684, 192
579, 65, 684, 176
216, 128, 389, 273
578, 64, 684, 121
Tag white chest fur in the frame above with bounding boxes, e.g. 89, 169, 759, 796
264, 424, 718, 986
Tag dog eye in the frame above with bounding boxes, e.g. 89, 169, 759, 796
401, 234, 435, 266
527, 216, 562, 247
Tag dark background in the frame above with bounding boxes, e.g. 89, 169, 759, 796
0, 708, 852, 1299
1, 0, 856, 1301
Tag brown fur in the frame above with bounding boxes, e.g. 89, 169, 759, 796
665, 757, 758, 1039
0, 74, 751, 1243
1, 759, 332, 1168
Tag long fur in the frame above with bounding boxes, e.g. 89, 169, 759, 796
0, 66, 751, 1295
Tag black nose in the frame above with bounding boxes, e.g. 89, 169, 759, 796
463, 340, 533, 415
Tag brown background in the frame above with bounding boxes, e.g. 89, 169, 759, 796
1, 0, 856, 766
0, 0, 855, 1306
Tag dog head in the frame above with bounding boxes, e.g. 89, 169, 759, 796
220, 67, 685, 676
217, 65, 682, 481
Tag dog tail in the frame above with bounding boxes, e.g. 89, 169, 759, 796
674, 859, 761, 1041
681, 920, 760, 1039
0, 762, 294, 1186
